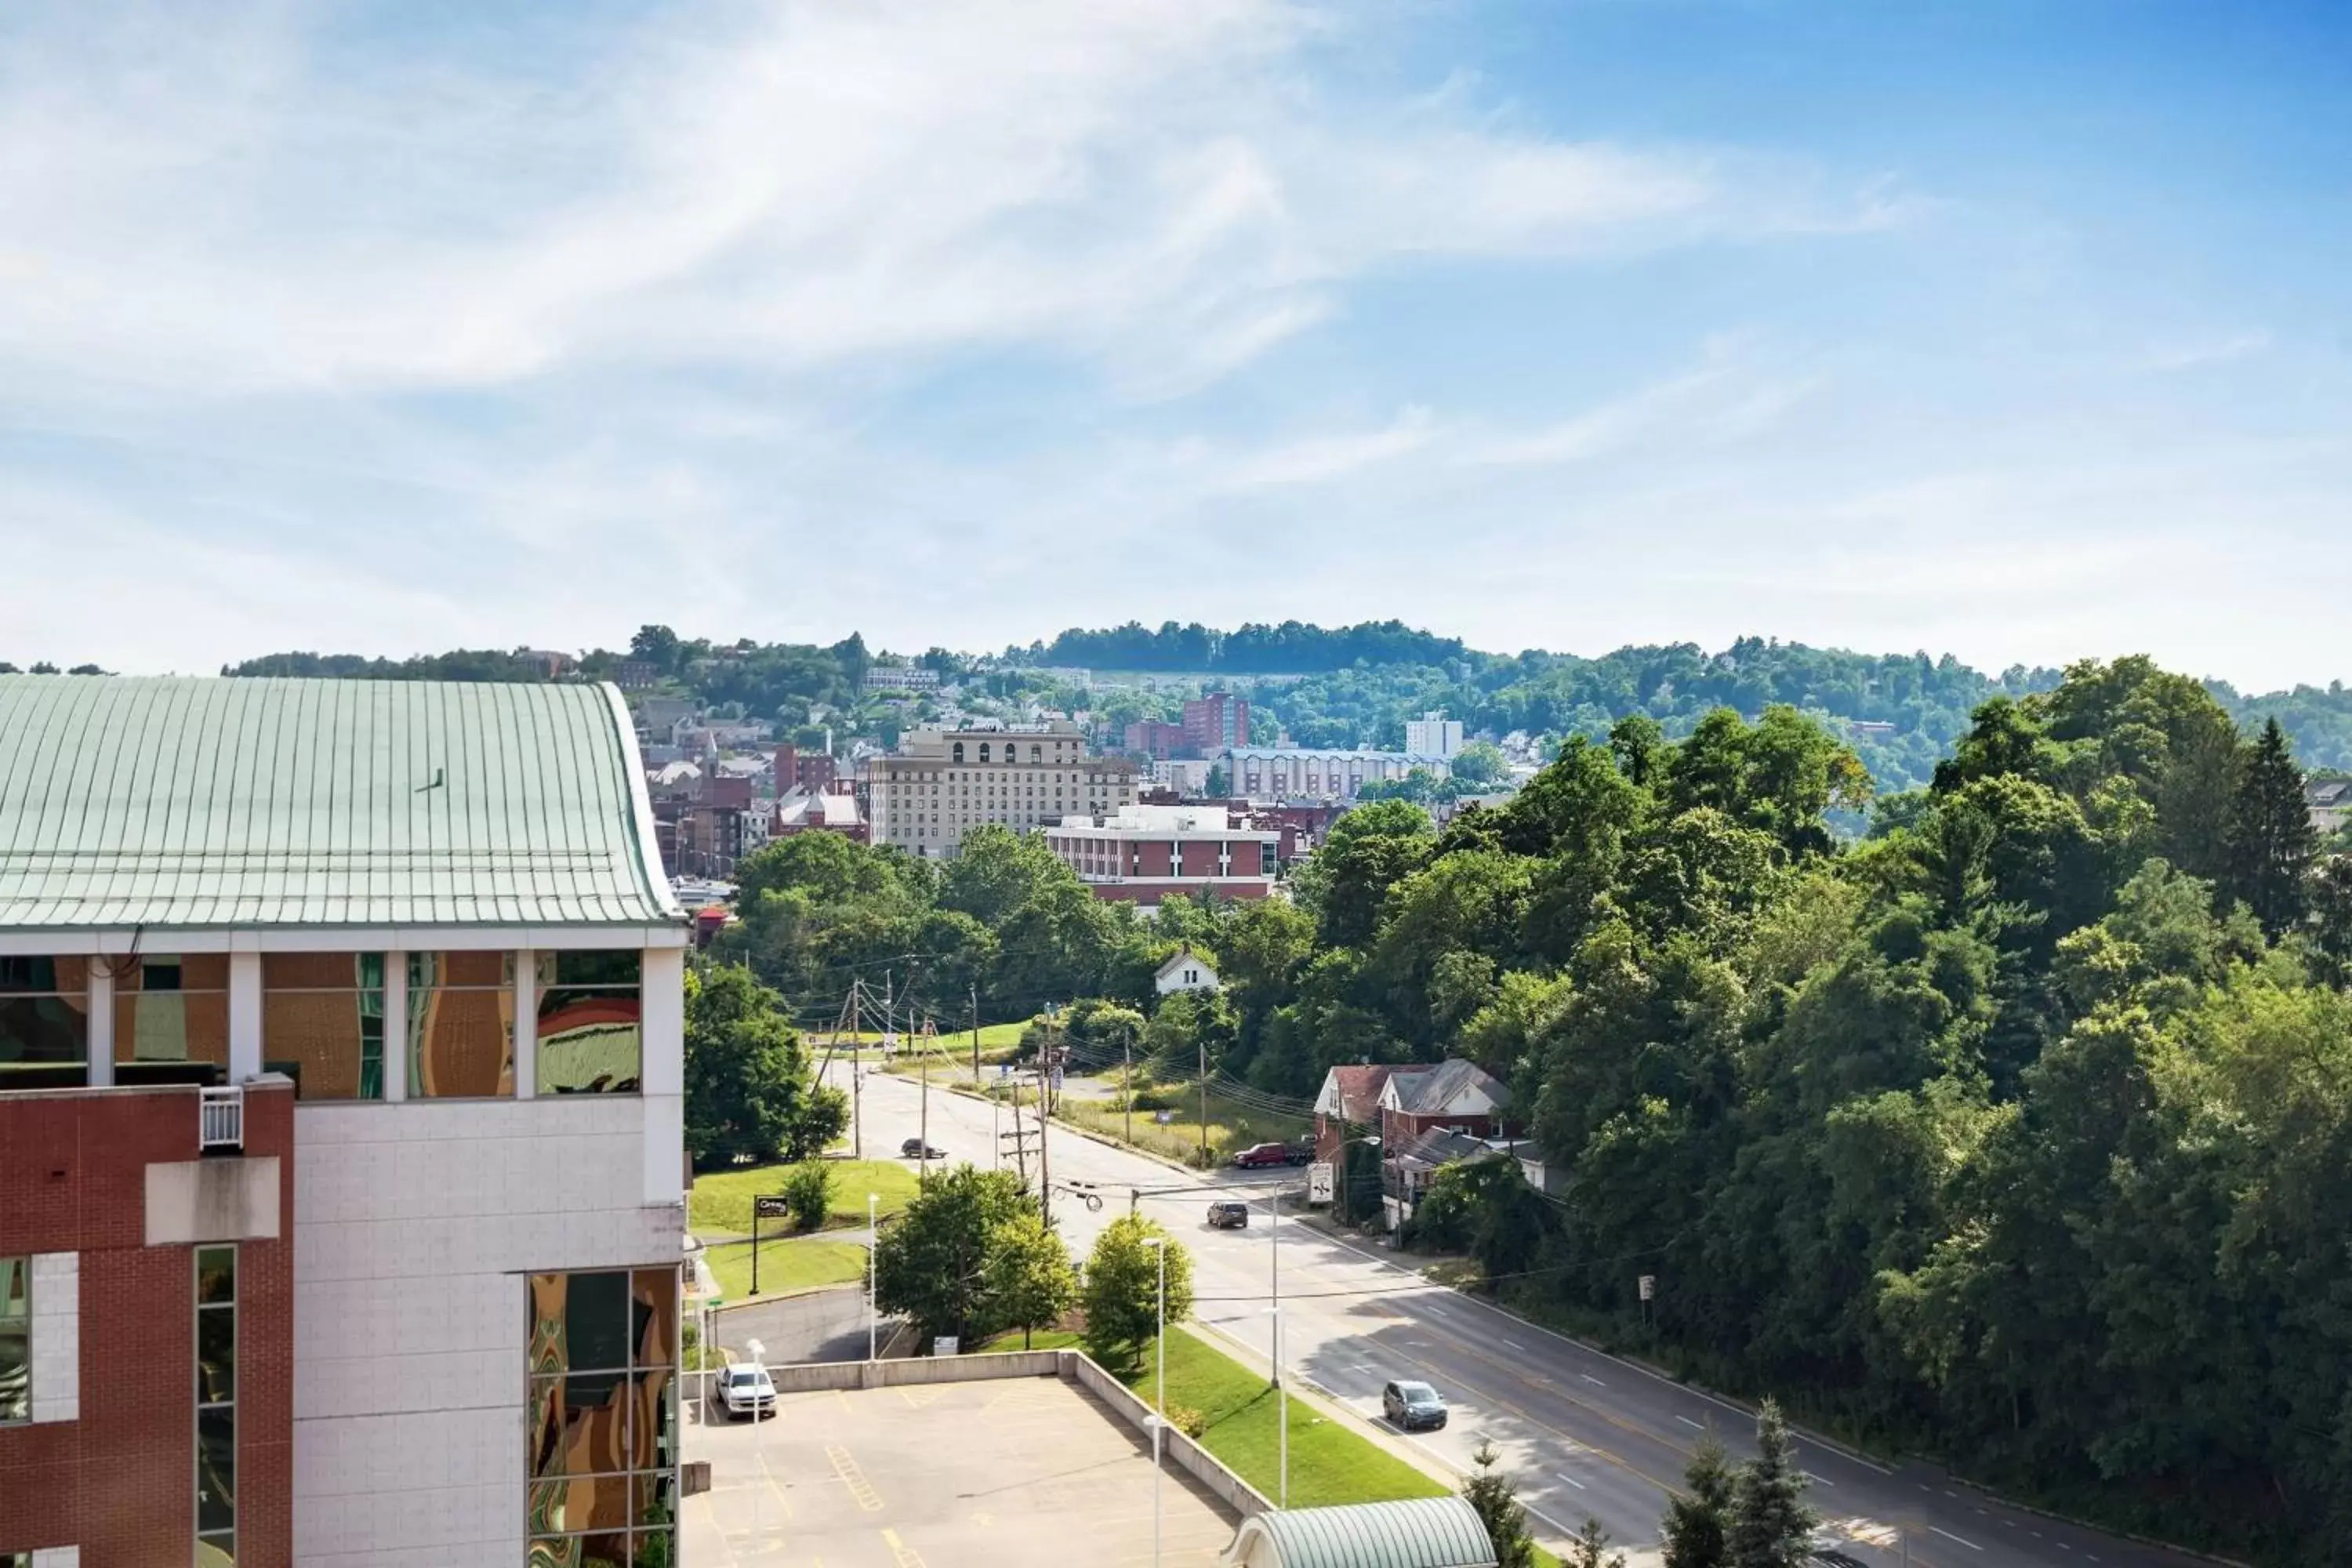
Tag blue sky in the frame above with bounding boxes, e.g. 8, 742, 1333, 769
2, 0, 2347, 686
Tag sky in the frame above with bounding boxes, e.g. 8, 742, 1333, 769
2, 0, 2349, 688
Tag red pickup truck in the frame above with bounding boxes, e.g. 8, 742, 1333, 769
1232, 1141, 1310, 1168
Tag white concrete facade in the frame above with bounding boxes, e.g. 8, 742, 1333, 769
28, 1251, 78, 1425
290, 1089, 683, 1568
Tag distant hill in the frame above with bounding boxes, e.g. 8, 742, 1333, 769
167, 620, 2352, 795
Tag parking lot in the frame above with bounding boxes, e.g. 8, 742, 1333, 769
684, 1373, 1243, 1567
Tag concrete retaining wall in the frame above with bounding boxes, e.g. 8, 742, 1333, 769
765, 1349, 1064, 1392
1064, 1352, 1274, 1520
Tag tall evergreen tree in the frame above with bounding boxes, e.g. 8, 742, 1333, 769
1563, 1517, 1627, 1568
1727, 1400, 1817, 1568
2225, 717, 2317, 935
1460, 1441, 1537, 1568
1661, 1436, 1735, 1568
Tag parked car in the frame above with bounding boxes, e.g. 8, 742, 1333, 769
899, 1138, 946, 1160
720, 1363, 776, 1421
1381, 1379, 1447, 1432
1232, 1142, 1294, 1169
1207, 1200, 1251, 1229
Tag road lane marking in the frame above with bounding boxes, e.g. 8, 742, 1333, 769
1803, 1470, 1834, 1486
880, 1526, 927, 1567
1580, 1374, 1606, 1387
1555, 1472, 1588, 1490
827, 1445, 884, 1512
1931, 1526, 1984, 1551
1676, 1416, 1704, 1430
1502, 1338, 1531, 1352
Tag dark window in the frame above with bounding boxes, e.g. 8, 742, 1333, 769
0, 956, 89, 1089
528, 1270, 678, 1566
195, 1246, 236, 1563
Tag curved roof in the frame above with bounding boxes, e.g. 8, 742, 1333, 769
0, 676, 680, 930
1225, 1497, 1497, 1568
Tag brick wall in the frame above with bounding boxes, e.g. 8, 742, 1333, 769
0, 1082, 295, 1565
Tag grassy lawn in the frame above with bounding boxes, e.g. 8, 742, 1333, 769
688, 1158, 920, 1236
702, 1235, 867, 1301
977, 1324, 1563, 1564
1054, 1082, 1312, 1170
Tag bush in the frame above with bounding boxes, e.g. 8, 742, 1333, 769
1166, 1402, 1207, 1439
782, 1162, 833, 1232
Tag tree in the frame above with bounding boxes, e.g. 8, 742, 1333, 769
984, 1210, 1078, 1348
782, 1162, 833, 1232
1080, 1215, 1195, 1375
1661, 1436, 1735, 1568
1461, 1440, 1538, 1568
1728, 1400, 1817, 1568
630, 623, 683, 673
2225, 716, 2316, 935
872, 1166, 1030, 1345
1450, 740, 1508, 788
1563, 1518, 1627, 1568
682, 964, 845, 1170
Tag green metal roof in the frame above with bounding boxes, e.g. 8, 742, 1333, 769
1232, 1498, 1497, 1568
0, 676, 680, 930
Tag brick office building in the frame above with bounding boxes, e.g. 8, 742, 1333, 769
1181, 694, 1249, 756
1041, 804, 1279, 910
0, 675, 689, 1568
2, 1079, 296, 1566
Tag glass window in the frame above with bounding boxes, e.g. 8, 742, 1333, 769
116, 954, 230, 1086
536, 953, 641, 1095
263, 952, 385, 1101
0, 1257, 27, 1423
195, 1245, 236, 1563
528, 1269, 678, 1567
0, 956, 89, 1089
408, 952, 515, 1098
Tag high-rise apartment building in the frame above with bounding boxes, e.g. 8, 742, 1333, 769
866, 722, 1136, 857
1403, 711, 1464, 758
1181, 694, 1249, 755
0, 676, 688, 1568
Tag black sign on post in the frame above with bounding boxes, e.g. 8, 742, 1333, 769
750, 1194, 791, 1297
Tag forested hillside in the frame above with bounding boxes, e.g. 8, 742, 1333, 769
186, 619, 2352, 791
1194, 655, 2352, 1563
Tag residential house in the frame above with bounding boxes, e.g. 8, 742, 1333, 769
1309, 1059, 1512, 1225
2308, 776, 2352, 835
1154, 949, 1221, 996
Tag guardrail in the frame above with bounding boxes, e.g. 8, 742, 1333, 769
198, 1086, 243, 1151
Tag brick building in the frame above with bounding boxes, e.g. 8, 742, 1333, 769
0, 674, 688, 1568
1181, 694, 1249, 755
773, 744, 837, 794
1041, 804, 1279, 910
1122, 720, 1187, 760
866, 723, 1136, 858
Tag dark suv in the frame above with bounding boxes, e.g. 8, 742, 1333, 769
1207, 1200, 1250, 1229
1381, 1380, 1448, 1431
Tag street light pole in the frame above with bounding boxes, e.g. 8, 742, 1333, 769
1146, 1236, 1167, 1568
1265, 1305, 1287, 1507
866, 1192, 879, 1361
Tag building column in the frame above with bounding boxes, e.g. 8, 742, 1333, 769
641, 946, 687, 1207
85, 964, 114, 1087
228, 950, 263, 1083
380, 950, 408, 1102
513, 948, 537, 1099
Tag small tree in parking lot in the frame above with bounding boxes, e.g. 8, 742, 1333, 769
1081, 1215, 1195, 1377
985, 1210, 1078, 1348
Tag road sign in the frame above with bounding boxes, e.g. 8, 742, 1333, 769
1307, 1162, 1334, 1205
934, 1336, 960, 1357
1638, 1273, 1657, 1301
753, 1195, 791, 1219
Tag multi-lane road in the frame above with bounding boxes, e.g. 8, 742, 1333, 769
818, 1062, 2212, 1568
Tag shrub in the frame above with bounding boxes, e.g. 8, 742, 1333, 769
782, 1162, 834, 1232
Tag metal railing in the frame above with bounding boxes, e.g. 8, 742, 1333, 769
199, 1085, 244, 1151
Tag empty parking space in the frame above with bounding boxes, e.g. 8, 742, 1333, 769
686, 1374, 1242, 1568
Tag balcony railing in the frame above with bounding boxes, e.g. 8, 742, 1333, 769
199, 1085, 244, 1151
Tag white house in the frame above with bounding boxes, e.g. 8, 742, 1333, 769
1155, 949, 1222, 996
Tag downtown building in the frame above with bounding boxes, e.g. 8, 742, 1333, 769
1222, 746, 1450, 801
1041, 804, 1279, 911
865, 722, 1137, 858
0, 676, 688, 1568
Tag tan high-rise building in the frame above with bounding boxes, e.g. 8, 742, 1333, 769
866, 722, 1138, 857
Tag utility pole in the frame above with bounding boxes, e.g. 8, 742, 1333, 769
1037, 1059, 1053, 1229
918, 1016, 932, 1189
849, 977, 864, 1160
1004, 1076, 1032, 1187
970, 983, 980, 1087
1198, 1037, 1209, 1169
1123, 1033, 1134, 1147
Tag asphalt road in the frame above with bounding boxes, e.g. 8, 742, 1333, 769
823, 1061, 2213, 1568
